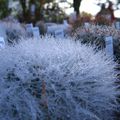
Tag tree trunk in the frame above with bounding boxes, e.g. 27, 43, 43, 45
73, 0, 82, 16
20, 0, 27, 20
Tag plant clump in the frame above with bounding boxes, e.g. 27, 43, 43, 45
0, 36, 118, 120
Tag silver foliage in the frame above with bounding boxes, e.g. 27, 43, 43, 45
0, 36, 118, 120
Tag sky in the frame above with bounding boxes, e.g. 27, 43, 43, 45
60, 0, 120, 18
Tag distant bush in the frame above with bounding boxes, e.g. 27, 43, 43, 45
72, 25, 120, 60
0, 36, 118, 120
95, 15, 111, 26
0, 22, 26, 45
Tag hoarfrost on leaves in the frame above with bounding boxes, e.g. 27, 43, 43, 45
0, 36, 118, 120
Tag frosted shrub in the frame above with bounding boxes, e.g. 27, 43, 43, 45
73, 25, 120, 60
0, 36, 118, 120
72, 25, 106, 49
74, 32, 105, 50
0, 22, 26, 45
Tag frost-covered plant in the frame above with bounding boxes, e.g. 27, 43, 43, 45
0, 36, 118, 120
0, 21, 26, 45
74, 25, 120, 40
73, 31, 105, 50
73, 25, 120, 59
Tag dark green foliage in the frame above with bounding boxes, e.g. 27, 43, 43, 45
0, 0, 10, 19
